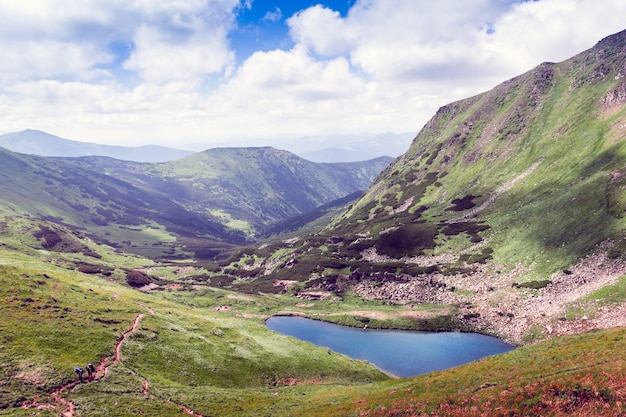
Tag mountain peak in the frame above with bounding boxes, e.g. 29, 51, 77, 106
596, 27, 626, 48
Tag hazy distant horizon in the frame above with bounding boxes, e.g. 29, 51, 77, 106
0, 128, 413, 163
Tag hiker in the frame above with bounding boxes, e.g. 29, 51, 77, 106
85, 363, 96, 380
74, 366, 84, 382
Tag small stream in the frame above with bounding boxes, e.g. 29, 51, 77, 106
266, 316, 515, 377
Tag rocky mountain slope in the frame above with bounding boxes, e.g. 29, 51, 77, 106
0, 147, 392, 259
223, 29, 626, 344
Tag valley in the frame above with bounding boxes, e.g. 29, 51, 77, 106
0, 146, 392, 258
3, 28, 626, 416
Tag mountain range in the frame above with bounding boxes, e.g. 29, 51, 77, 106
0, 129, 193, 162
3, 28, 626, 417
0, 146, 392, 259
0, 129, 413, 163
183, 131, 414, 162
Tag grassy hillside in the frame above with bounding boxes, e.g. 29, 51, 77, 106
2, 242, 626, 416
65, 148, 392, 236
331, 30, 626, 272
220, 30, 626, 345
0, 248, 390, 416
0, 147, 391, 260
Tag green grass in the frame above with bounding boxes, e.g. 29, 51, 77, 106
0, 251, 390, 416
315, 327, 626, 417
0, 264, 140, 407
586, 274, 626, 305
3, 229, 626, 416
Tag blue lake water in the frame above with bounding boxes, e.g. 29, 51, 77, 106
266, 316, 515, 377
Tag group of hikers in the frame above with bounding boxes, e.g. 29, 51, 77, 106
74, 363, 97, 382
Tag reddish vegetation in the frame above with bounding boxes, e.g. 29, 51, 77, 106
352, 351, 626, 417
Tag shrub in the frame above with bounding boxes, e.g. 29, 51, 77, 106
375, 223, 438, 257
209, 275, 235, 287
33, 226, 63, 249
78, 265, 102, 274
513, 280, 552, 290
125, 270, 153, 287
448, 195, 479, 211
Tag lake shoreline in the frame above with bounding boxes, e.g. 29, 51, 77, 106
271, 310, 513, 345
266, 316, 515, 378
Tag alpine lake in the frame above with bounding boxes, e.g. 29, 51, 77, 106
266, 316, 515, 377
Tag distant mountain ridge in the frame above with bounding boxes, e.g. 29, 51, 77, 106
62, 147, 394, 234
182, 132, 413, 162
0, 129, 193, 162
1, 129, 412, 163
299, 147, 392, 163
0, 145, 392, 259
286, 132, 414, 162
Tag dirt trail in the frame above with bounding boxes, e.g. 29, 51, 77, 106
167, 400, 206, 417
138, 302, 156, 315
21, 313, 145, 417
96, 313, 144, 380
22, 308, 208, 417
116, 313, 144, 363
51, 384, 77, 417
142, 379, 150, 396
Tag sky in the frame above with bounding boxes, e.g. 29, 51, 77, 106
0, 0, 625, 152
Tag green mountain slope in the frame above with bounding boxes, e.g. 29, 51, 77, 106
3, 229, 626, 417
0, 148, 240, 260
336, 34, 626, 270
66, 147, 393, 235
0, 147, 391, 259
223, 29, 626, 344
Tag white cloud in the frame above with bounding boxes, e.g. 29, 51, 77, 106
204, 44, 378, 137
0, 40, 111, 83
223, 45, 364, 97
0, 0, 113, 29
0, 0, 240, 83
486, 0, 626, 69
123, 24, 235, 83
287, 0, 626, 90
0, 1, 117, 82
0, 0, 625, 149
287, 5, 353, 57
123, 0, 240, 82
0, 78, 211, 143
263, 7, 282, 23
